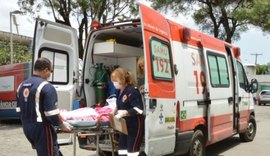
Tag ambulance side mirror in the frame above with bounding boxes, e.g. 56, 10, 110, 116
249, 79, 258, 93
174, 64, 178, 75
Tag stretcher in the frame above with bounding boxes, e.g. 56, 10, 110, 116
67, 120, 117, 156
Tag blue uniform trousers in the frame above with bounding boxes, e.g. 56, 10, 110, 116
22, 122, 59, 156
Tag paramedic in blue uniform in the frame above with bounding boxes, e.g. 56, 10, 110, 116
16, 57, 73, 156
111, 67, 145, 156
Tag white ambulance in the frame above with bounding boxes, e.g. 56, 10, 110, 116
32, 3, 258, 156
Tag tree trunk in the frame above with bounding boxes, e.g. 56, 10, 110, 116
78, 11, 88, 59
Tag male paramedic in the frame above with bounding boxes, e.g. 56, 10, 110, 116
16, 57, 73, 156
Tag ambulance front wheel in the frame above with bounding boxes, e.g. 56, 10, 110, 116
239, 115, 256, 142
188, 129, 205, 156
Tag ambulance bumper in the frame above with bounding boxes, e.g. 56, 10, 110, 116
174, 130, 194, 155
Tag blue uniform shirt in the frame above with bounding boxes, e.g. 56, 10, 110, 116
116, 85, 144, 116
17, 75, 61, 126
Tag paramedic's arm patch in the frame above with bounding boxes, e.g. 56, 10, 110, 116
16, 83, 22, 113
127, 89, 144, 115
42, 84, 61, 126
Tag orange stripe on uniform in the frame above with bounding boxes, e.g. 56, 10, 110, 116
132, 116, 143, 152
45, 125, 53, 156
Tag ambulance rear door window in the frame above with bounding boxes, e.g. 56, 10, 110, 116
39, 47, 69, 85
149, 37, 173, 81
207, 52, 229, 87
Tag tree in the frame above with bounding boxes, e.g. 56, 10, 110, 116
18, 0, 137, 58
256, 64, 269, 74
234, 0, 270, 33
149, 0, 252, 43
0, 37, 31, 65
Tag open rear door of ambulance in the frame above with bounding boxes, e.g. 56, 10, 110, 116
32, 18, 79, 113
32, 18, 79, 143
139, 3, 176, 155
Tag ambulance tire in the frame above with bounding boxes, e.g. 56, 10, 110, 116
188, 130, 205, 156
239, 115, 256, 142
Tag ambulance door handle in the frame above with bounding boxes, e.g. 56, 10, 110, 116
73, 71, 78, 83
174, 64, 178, 75
85, 79, 90, 84
149, 99, 157, 109
73, 78, 78, 83
197, 99, 211, 105
238, 97, 241, 102
228, 97, 233, 104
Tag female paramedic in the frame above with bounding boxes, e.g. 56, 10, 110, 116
111, 67, 145, 156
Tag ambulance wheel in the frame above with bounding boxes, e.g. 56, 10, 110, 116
239, 115, 256, 142
189, 130, 205, 156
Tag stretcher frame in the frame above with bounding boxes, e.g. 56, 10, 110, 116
68, 120, 117, 156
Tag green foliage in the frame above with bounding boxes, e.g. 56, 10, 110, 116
17, 0, 138, 58
149, 0, 250, 43
150, 0, 190, 14
234, 0, 270, 33
0, 39, 31, 65
256, 64, 269, 75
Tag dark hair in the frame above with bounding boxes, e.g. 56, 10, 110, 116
34, 57, 52, 71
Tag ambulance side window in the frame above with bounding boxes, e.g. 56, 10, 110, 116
207, 52, 229, 87
236, 61, 248, 90
39, 47, 69, 84
149, 37, 173, 81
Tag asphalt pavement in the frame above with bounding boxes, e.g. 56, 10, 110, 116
1, 105, 270, 156
0, 120, 94, 156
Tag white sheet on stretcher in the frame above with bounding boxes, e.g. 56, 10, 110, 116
66, 120, 98, 128
60, 107, 98, 122
60, 105, 114, 124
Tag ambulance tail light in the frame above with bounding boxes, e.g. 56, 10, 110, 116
91, 21, 101, 29
182, 27, 191, 42
233, 47, 241, 59
179, 27, 184, 42
180, 27, 202, 48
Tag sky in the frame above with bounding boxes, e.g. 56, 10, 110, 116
1, 0, 270, 65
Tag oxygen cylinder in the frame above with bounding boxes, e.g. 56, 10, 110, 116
94, 63, 108, 106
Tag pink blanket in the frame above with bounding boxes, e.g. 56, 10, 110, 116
60, 106, 113, 122
95, 106, 113, 122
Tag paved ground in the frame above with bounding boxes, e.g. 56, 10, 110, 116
0, 105, 270, 156
206, 105, 270, 156
0, 120, 95, 156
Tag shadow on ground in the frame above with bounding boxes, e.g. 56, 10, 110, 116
0, 119, 21, 130
206, 136, 241, 156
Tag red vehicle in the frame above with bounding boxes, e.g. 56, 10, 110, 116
0, 62, 31, 119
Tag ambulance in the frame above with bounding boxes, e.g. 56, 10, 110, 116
0, 62, 31, 119
32, 3, 258, 156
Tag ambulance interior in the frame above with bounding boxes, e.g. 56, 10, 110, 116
83, 24, 144, 107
